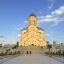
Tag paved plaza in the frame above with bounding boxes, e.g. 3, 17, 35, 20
0, 54, 64, 64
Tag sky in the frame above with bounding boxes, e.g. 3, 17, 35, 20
0, 0, 64, 45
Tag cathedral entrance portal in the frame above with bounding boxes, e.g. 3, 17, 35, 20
31, 44, 35, 46
29, 44, 37, 46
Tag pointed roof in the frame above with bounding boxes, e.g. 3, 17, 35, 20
37, 27, 45, 31
29, 13, 36, 17
29, 11, 36, 17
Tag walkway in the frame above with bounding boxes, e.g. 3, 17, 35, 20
0, 54, 63, 64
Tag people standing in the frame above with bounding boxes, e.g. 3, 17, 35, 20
27, 51, 28, 54
30, 51, 31, 54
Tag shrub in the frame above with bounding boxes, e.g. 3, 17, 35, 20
45, 52, 49, 54
18, 51, 20, 54
62, 51, 64, 56
8, 52, 12, 55
0, 52, 4, 56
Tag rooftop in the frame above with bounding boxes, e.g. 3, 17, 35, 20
29, 12, 36, 17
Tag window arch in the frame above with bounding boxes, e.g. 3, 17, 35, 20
34, 20, 35, 25
29, 20, 31, 26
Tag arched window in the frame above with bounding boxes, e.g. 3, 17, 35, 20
34, 20, 35, 25
32, 20, 33, 25
29, 20, 31, 26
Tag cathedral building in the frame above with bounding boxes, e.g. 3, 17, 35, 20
19, 12, 46, 46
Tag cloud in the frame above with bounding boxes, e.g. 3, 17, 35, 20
46, 34, 50, 36
24, 20, 27, 23
17, 34, 20, 37
15, 22, 27, 30
48, 0, 55, 9
48, 4, 53, 9
51, 6, 64, 15
15, 27, 23, 30
38, 11, 42, 14
46, 31, 54, 37
51, 22, 58, 26
38, 6, 64, 26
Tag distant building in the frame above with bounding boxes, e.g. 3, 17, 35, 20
3, 44, 15, 48
50, 42, 64, 53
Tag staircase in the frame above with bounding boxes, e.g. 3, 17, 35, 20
18, 46, 46, 54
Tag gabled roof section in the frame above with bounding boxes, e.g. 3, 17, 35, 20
37, 27, 45, 31
20, 27, 28, 31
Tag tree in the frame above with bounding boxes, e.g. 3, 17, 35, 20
47, 45, 52, 55
0, 52, 4, 56
46, 41, 49, 45
62, 51, 64, 56
8, 52, 12, 55
16, 41, 19, 46
12, 41, 19, 49
58, 50, 61, 56
0, 43, 2, 48
17, 51, 20, 54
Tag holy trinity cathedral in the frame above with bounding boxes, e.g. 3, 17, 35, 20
19, 12, 46, 46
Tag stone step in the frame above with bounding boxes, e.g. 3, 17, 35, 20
17, 46, 46, 54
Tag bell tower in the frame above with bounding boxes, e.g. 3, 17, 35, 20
27, 12, 37, 27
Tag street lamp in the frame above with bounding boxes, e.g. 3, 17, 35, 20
58, 37, 62, 54
0, 36, 5, 46
49, 31, 53, 44
12, 32, 16, 44
58, 37, 61, 43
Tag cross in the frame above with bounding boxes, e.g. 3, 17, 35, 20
32, 10, 33, 13
58, 36, 61, 44
12, 32, 16, 44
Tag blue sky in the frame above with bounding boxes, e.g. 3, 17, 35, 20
0, 0, 64, 44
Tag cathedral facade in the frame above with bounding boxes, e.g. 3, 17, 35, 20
19, 13, 46, 46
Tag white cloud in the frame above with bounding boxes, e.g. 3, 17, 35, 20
38, 16, 44, 19
46, 34, 50, 36
15, 22, 27, 30
45, 15, 53, 18
17, 34, 20, 37
38, 11, 42, 14
38, 6, 64, 26
48, 4, 53, 9
48, 0, 55, 9
51, 6, 64, 15
51, 22, 58, 26
24, 20, 27, 23
46, 31, 54, 37
15, 27, 23, 30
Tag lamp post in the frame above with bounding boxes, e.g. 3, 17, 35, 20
49, 31, 53, 44
0, 36, 5, 46
58, 37, 62, 55
12, 32, 16, 44
4, 37, 7, 45
58, 37, 61, 44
